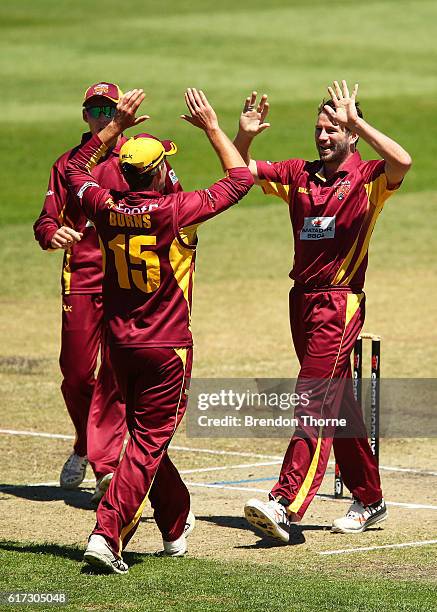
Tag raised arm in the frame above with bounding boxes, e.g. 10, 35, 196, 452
324, 80, 412, 188
176, 88, 254, 229
233, 91, 270, 183
181, 88, 249, 172
65, 90, 149, 219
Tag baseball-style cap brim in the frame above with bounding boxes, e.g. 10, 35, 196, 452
119, 137, 177, 174
83, 82, 122, 106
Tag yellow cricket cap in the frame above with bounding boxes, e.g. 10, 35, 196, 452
119, 137, 177, 174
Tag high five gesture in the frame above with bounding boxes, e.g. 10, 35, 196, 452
324, 80, 360, 130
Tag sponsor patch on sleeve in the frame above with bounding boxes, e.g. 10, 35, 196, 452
300, 216, 335, 240
168, 169, 179, 186
204, 189, 215, 208
77, 181, 99, 199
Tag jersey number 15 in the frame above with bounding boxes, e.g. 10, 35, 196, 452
106, 234, 160, 293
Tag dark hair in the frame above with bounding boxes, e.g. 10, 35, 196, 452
317, 98, 363, 119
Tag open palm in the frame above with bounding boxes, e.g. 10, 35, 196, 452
324, 80, 359, 130
239, 91, 270, 136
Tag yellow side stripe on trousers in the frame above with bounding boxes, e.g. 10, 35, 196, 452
288, 430, 323, 513
118, 348, 187, 555
288, 293, 360, 515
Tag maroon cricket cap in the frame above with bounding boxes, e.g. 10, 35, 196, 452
83, 82, 123, 106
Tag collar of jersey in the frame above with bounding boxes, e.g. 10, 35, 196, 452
311, 150, 362, 182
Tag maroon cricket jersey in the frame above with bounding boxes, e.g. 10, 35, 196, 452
66, 134, 253, 348
33, 133, 182, 295
257, 152, 401, 290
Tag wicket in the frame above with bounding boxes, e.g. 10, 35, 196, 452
334, 333, 381, 498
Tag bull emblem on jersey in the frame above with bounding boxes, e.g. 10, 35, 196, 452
335, 180, 351, 201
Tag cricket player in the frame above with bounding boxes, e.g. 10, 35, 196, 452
234, 80, 411, 540
33, 83, 182, 501
65, 88, 254, 573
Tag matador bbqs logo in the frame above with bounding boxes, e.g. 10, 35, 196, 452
300, 216, 336, 240
334, 180, 351, 201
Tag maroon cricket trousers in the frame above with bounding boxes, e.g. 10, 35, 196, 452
270, 286, 382, 519
60, 294, 127, 478
93, 346, 192, 556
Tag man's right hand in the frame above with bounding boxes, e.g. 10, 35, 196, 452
181, 88, 220, 132
50, 226, 83, 249
238, 91, 270, 138
99, 89, 149, 147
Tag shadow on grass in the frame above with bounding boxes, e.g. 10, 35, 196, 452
0, 484, 94, 511
0, 540, 150, 569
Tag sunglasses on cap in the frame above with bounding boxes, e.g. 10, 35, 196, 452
85, 106, 116, 119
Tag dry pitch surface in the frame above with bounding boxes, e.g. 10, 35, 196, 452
1, 199, 436, 581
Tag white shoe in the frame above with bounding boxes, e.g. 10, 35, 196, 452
60, 453, 88, 489
161, 510, 195, 557
83, 535, 128, 574
331, 498, 387, 534
244, 498, 291, 542
90, 473, 114, 509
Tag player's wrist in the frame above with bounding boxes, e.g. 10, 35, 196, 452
237, 127, 256, 141
348, 116, 365, 133
205, 125, 221, 135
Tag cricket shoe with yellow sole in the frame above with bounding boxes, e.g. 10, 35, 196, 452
83, 534, 128, 574
244, 498, 295, 543
160, 511, 196, 557
331, 498, 387, 534
90, 473, 114, 509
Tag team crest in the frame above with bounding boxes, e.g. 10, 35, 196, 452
335, 180, 351, 201
93, 83, 109, 96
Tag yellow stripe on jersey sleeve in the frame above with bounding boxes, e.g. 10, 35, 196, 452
86, 143, 108, 173
365, 172, 397, 212
259, 180, 290, 204
169, 233, 196, 330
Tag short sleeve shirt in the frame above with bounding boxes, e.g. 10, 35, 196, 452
257, 152, 400, 290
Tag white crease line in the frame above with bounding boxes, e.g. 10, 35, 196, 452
318, 540, 437, 556
2, 477, 437, 511
0, 429, 282, 459
0, 463, 279, 490
0, 429, 74, 441
180, 461, 281, 474
385, 500, 437, 510
184, 482, 437, 510
171, 444, 282, 460
187, 482, 270, 494
328, 459, 437, 478
1, 429, 436, 476
379, 464, 437, 477
0, 479, 95, 489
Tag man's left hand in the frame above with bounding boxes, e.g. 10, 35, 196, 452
324, 80, 359, 130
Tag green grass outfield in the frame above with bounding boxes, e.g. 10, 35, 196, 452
1, 1, 436, 610
1, 542, 436, 612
